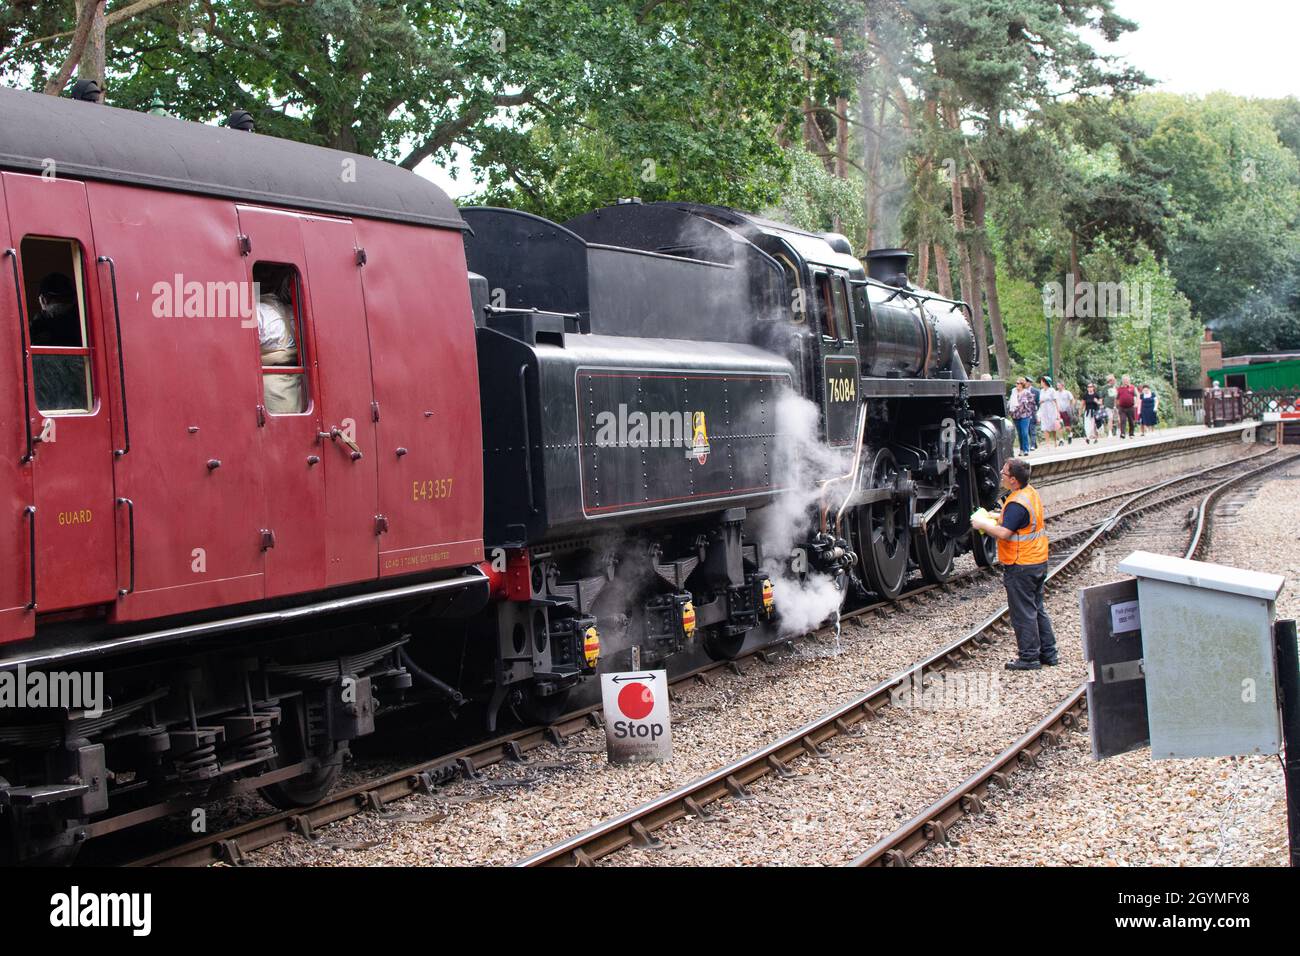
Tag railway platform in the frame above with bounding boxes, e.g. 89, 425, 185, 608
1020, 421, 1265, 504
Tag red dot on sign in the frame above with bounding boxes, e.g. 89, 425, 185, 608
617, 682, 654, 720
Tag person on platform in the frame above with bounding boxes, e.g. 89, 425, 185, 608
1139, 384, 1159, 435
1103, 373, 1119, 437
1056, 381, 1076, 445
970, 458, 1058, 671
1083, 382, 1104, 444
1010, 378, 1036, 454
1115, 374, 1138, 438
1037, 375, 1062, 447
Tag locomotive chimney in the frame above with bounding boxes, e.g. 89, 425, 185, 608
865, 248, 914, 288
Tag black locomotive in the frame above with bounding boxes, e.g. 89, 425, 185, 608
458, 200, 1011, 723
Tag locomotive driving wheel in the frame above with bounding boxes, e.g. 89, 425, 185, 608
914, 509, 957, 584
859, 449, 910, 600
971, 527, 999, 568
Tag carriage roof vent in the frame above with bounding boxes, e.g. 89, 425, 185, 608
864, 248, 914, 287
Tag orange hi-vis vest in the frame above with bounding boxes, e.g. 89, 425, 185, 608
997, 484, 1049, 566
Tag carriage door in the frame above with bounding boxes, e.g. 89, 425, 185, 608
300, 215, 379, 584
235, 206, 327, 598
0, 178, 36, 640
2, 173, 118, 613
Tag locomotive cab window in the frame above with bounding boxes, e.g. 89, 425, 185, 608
816, 271, 853, 342
253, 262, 309, 415
776, 253, 805, 323
21, 236, 93, 415
832, 275, 853, 341
851, 280, 870, 342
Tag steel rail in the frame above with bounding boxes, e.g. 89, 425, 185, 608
131, 450, 1271, 867
516, 449, 1286, 867
130, 568, 994, 866
849, 450, 1296, 867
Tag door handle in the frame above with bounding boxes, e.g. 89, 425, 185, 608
23, 505, 36, 610
5, 249, 34, 464
324, 426, 363, 460
116, 497, 135, 596
97, 256, 130, 457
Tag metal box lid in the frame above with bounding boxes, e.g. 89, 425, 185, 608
1117, 550, 1285, 601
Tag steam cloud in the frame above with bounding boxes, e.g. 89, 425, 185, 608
759, 390, 855, 637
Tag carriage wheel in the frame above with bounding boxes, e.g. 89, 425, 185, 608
260, 762, 341, 810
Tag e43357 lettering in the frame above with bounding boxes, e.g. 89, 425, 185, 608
412, 478, 453, 502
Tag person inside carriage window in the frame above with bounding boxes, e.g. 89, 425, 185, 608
255, 266, 306, 414
29, 272, 81, 346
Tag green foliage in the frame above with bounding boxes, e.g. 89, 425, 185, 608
995, 245, 1200, 394
5, 2, 1297, 369
1122, 92, 1300, 347
979, 89, 1300, 378
768, 145, 866, 249
2, 0, 846, 220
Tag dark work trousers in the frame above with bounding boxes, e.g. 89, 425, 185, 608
1003, 562, 1058, 662
1118, 404, 1137, 437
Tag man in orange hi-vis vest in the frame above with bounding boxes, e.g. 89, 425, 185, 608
969, 457, 1059, 671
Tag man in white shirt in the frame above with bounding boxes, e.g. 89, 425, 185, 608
256, 277, 305, 414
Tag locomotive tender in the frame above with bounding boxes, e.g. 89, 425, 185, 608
0, 87, 1009, 862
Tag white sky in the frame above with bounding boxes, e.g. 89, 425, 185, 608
416, 0, 1300, 199
1100, 0, 1300, 98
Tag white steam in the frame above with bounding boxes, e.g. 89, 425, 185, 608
759, 391, 855, 637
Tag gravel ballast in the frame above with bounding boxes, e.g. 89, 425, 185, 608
240, 447, 1289, 867
917, 456, 1300, 867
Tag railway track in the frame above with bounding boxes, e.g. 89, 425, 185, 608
515, 448, 1290, 867
126, 558, 996, 866
128, 448, 1275, 867
849, 447, 1292, 867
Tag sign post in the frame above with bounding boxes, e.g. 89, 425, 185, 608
600, 670, 672, 764
1275, 619, 1300, 867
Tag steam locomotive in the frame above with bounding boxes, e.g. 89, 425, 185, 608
0, 86, 1010, 862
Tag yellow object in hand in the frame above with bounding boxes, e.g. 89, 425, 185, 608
970, 507, 991, 534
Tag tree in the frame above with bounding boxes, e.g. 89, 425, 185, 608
3, 0, 847, 217
862, 0, 1149, 376
1125, 92, 1300, 345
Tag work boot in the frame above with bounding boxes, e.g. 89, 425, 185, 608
1005, 659, 1042, 671
1040, 655, 1059, 666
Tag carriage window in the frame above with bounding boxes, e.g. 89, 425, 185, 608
253, 262, 309, 415
22, 236, 93, 415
